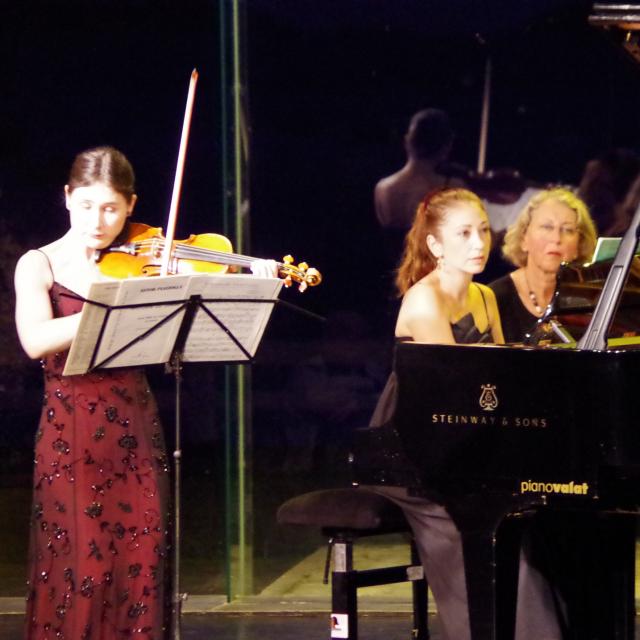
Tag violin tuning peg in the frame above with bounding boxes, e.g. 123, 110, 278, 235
283, 275, 293, 288
297, 262, 309, 272
297, 281, 308, 293
282, 255, 294, 265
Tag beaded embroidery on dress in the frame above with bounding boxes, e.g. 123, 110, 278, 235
25, 281, 171, 640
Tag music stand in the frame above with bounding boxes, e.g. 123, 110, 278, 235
63, 273, 283, 639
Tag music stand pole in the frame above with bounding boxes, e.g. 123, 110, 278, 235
169, 350, 185, 640
167, 296, 203, 640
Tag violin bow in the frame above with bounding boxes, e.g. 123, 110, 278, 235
160, 68, 199, 277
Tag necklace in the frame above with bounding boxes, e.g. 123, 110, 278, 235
523, 271, 545, 316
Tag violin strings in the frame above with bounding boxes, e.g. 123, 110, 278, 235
130, 239, 284, 269
173, 244, 254, 267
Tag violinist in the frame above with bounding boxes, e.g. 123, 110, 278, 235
14, 146, 275, 639
489, 188, 597, 343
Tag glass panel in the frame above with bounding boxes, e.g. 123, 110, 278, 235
219, 0, 254, 599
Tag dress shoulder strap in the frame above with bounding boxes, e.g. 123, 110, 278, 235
34, 249, 55, 282
474, 283, 491, 331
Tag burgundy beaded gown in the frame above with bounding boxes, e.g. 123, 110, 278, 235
25, 281, 171, 640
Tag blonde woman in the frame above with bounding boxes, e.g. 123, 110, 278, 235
489, 188, 597, 343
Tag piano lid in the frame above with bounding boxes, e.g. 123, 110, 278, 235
543, 258, 640, 342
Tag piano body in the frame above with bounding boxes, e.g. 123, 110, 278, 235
352, 195, 640, 638
386, 341, 640, 639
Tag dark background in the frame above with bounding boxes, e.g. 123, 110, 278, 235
2, 0, 640, 594
3, 1, 640, 292
4, 0, 640, 309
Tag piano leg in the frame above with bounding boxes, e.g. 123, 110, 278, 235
452, 502, 637, 640
525, 509, 636, 640
566, 511, 636, 640
447, 494, 546, 640
608, 514, 637, 640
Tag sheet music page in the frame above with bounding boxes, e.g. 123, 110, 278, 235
63, 273, 282, 375
182, 274, 282, 362
63, 280, 121, 375
63, 275, 192, 375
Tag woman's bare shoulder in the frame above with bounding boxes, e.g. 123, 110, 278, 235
16, 248, 48, 271
400, 278, 446, 320
15, 249, 53, 288
405, 278, 442, 302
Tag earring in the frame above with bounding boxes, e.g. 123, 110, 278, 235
437, 255, 444, 270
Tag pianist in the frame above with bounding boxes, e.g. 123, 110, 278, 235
360, 187, 563, 640
489, 188, 597, 343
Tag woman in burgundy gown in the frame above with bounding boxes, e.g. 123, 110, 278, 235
14, 147, 171, 639
15, 146, 277, 640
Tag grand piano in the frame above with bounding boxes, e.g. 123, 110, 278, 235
352, 200, 640, 638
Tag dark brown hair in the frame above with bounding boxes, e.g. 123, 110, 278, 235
406, 109, 453, 160
67, 146, 136, 202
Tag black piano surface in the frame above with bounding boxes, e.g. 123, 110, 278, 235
351, 244, 640, 640
353, 340, 640, 640
393, 341, 640, 499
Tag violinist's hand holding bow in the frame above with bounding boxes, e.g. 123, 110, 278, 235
250, 259, 278, 279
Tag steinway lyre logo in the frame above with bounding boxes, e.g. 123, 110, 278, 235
479, 384, 498, 411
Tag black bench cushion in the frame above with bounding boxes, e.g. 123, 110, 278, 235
276, 488, 409, 533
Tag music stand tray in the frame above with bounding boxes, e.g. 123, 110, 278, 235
63, 272, 282, 375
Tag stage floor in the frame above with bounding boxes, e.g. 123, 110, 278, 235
3, 535, 640, 639
5, 612, 640, 639
1, 612, 440, 639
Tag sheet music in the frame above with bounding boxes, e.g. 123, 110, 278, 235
183, 274, 283, 362
63, 273, 282, 375
97, 275, 193, 370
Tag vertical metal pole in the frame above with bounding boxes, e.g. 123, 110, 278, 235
220, 0, 253, 600
219, 0, 233, 603
170, 352, 184, 639
232, 0, 253, 593
477, 56, 492, 175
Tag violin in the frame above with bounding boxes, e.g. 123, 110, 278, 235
99, 71, 321, 293
95, 222, 322, 291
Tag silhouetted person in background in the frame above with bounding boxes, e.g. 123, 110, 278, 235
374, 109, 465, 326
577, 147, 640, 236
374, 108, 464, 231
613, 170, 640, 236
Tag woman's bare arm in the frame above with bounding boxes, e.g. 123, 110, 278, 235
14, 250, 81, 359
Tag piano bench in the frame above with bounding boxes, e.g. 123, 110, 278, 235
276, 487, 429, 640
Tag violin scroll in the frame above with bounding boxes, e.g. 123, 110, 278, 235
280, 255, 322, 292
